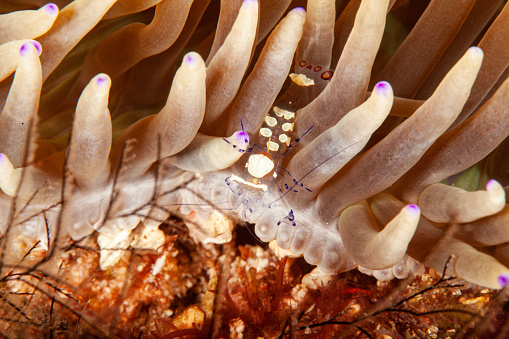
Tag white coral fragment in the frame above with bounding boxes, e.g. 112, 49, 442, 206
97, 229, 133, 270
131, 226, 165, 250
151, 253, 166, 276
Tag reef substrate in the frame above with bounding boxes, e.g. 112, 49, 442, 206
1, 0, 509, 337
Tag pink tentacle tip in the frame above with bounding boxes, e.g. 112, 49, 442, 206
43, 3, 58, 15
498, 273, 509, 288
406, 204, 420, 214
374, 81, 391, 95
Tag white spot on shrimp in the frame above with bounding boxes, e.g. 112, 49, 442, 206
267, 141, 279, 152
247, 154, 275, 178
279, 133, 289, 144
260, 127, 272, 137
273, 106, 295, 120
265, 116, 277, 127
282, 122, 294, 132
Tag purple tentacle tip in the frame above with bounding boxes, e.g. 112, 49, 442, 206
0, 153, 6, 163
292, 7, 306, 15
486, 179, 498, 192
184, 53, 198, 67
498, 273, 509, 288
19, 43, 31, 57
30, 41, 42, 55
96, 74, 108, 87
375, 81, 390, 95
244, 0, 257, 3
468, 46, 483, 56
406, 204, 420, 214
43, 3, 58, 15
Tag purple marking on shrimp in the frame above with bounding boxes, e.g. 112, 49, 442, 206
43, 3, 58, 15
234, 131, 249, 145
498, 273, 509, 288
224, 130, 251, 153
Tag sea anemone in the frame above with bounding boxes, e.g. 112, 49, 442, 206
0, 0, 509, 336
